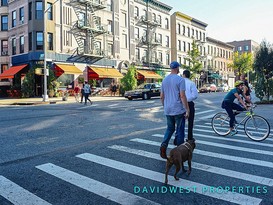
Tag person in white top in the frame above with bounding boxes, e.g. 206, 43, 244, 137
183, 70, 198, 140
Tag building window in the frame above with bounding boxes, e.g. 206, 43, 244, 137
165, 36, 169, 47
135, 27, 139, 39
238, 46, 242, 51
47, 3, 53, 20
134, 6, 139, 17
35, 1, 43, 20
135, 48, 140, 60
12, 38, 16, 55
12, 11, 16, 27
188, 42, 190, 51
178, 56, 182, 64
187, 27, 190, 37
165, 18, 169, 29
29, 2, 32, 20
107, 0, 112, 11
166, 53, 170, 65
158, 34, 162, 43
121, 34, 127, 48
245, 45, 249, 51
203, 33, 205, 42
48, 33, 53, 50
177, 23, 181, 34
107, 20, 112, 34
1, 64, 8, 74
29, 32, 32, 51
36, 31, 43, 50
1, 15, 8, 31
183, 41, 186, 52
178, 40, 181, 51
1, 40, 8, 56
158, 15, 161, 27
1, 0, 8, 6
182, 25, 185, 35
20, 36, 24, 53
108, 43, 113, 56
121, 12, 127, 27
19, 7, 24, 24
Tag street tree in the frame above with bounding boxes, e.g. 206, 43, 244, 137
228, 51, 253, 78
254, 40, 273, 101
183, 40, 203, 79
120, 65, 137, 92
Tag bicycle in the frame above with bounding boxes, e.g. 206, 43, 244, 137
211, 104, 271, 141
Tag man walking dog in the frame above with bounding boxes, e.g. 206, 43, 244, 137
160, 61, 189, 159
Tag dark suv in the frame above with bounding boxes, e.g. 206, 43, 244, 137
124, 83, 161, 100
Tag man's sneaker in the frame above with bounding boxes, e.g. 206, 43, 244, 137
230, 130, 238, 136
160, 146, 167, 159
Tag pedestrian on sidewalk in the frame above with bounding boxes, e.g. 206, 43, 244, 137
83, 81, 92, 105
182, 69, 198, 141
159, 61, 190, 159
80, 83, 85, 103
74, 84, 80, 102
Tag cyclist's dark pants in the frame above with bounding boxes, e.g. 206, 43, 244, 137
222, 101, 244, 128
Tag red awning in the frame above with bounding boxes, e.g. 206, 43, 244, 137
0, 64, 28, 79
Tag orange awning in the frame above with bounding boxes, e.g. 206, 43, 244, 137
137, 70, 162, 79
88, 67, 123, 79
0, 64, 28, 79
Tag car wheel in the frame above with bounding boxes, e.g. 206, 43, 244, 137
142, 93, 148, 100
128, 97, 133, 100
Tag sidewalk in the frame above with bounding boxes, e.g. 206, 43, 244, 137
0, 95, 124, 106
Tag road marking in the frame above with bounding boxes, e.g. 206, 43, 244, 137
36, 163, 159, 205
0, 176, 51, 205
195, 110, 215, 115
153, 134, 273, 155
108, 145, 273, 187
130, 138, 273, 169
76, 153, 262, 205
198, 113, 217, 120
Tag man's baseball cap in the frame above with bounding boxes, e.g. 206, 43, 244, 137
170, 61, 180, 69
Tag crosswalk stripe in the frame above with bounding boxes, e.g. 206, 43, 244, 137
157, 131, 273, 149
198, 113, 217, 120
36, 163, 159, 205
202, 123, 273, 138
76, 153, 262, 205
153, 134, 273, 155
0, 176, 51, 205
108, 145, 273, 187
195, 110, 215, 115
130, 138, 273, 169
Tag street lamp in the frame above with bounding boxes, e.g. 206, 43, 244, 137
43, 0, 59, 102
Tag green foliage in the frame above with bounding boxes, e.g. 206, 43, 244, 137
254, 40, 273, 101
183, 40, 203, 79
21, 68, 35, 98
89, 79, 97, 87
48, 68, 59, 97
78, 77, 84, 84
229, 51, 253, 77
120, 65, 137, 91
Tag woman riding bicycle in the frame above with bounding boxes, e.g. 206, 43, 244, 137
221, 81, 250, 135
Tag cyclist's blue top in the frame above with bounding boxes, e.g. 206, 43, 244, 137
223, 88, 242, 103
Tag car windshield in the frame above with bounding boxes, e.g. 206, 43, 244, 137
137, 84, 151, 89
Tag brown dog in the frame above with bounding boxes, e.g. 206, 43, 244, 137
164, 138, 196, 184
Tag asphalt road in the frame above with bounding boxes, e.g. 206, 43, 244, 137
0, 92, 273, 205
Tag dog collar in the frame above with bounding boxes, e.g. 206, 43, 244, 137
183, 142, 193, 152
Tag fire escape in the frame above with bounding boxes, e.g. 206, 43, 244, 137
135, 4, 161, 68
68, 0, 107, 64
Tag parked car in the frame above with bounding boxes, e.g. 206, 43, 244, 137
124, 83, 161, 100
199, 84, 217, 93
217, 84, 229, 92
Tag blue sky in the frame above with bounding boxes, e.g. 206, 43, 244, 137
159, 0, 273, 44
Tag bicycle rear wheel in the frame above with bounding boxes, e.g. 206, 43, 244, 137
211, 112, 230, 136
244, 115, 270, 141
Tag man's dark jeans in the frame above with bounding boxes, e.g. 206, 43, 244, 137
222, 101, 244, 128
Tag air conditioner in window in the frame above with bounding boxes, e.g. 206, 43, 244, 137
1, 51, 8, 56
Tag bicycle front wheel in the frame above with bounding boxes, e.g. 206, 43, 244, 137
244, 115, 270, 141
211, 112, 230, 136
